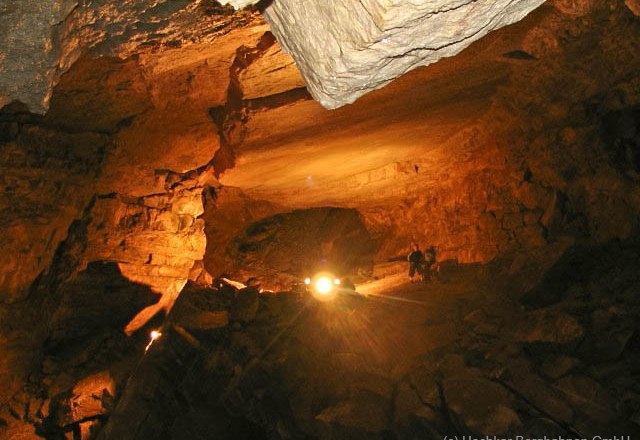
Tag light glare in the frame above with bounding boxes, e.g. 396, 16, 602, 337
145, 329, 162, 353
315, 276, 334, 295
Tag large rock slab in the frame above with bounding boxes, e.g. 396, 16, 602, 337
263, 0, 546, 108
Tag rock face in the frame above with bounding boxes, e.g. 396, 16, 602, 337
222, 1, 640, 263
227, 207, 377, 288
0, 1, 256, 112
91, 242, 640, 439
0, 0, 77, 111
264, 0, 546, 108
1, 1, 640, 439
1, 0, 548, 112
0, 105, 110, 303
218, 0, 261, 9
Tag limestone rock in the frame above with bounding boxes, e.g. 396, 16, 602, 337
316, 391, 389, 438
238, 43, 306, 100
230, 287, 260, 323
264, 0, 546, 108
218, 0, 261, 9
515, 309, 584, 344
0, 1, 255, 112
54, 371, 115, 427
0, 0, 77, 112
627, 0, 640, 15
443, 374, 521, 435
541, 355, 580, 379
0, 115, 110, 303
79, 177, 208, 334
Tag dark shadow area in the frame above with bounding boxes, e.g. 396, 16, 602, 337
230, 207, 378, 280
601, 105, 640, 178
520, 239, 640, 308
45, 261, 159, 351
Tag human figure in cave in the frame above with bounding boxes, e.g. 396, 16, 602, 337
407, 243, 425, 283
423, 246, 437, 281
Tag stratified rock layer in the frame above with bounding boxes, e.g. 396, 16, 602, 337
264, 0, 546, 108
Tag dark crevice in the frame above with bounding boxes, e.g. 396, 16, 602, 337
209, 31, 311, 177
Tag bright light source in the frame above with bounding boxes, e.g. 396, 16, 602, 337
334, 278, 341, 285
308, 272, 339, 301
315, 276, 334, 295
145, 329, 162, 353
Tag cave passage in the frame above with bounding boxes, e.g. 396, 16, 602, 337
1, 1, 640, 440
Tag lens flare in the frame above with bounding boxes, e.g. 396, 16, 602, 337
309, 272, 340, 301
315, 276, 334, 295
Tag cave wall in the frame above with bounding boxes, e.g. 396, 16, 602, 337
0, 104, 111, 303
0, 1, 640, 437
219, 0, 640, 264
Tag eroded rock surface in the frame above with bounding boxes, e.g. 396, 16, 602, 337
0, 1, 257, 112
2, 0, 551, 111
264, 0, 546, 108
0, 1, 639, 439
90, 242, 640, 439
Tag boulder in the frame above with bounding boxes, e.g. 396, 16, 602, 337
541, 355, 581, 379
442, 375, 521, 435
51, 371, 115, 427
316, 390, 390, 439
230, 287, 260, 323
264, 0, 546, 108
515, 309, 584, 345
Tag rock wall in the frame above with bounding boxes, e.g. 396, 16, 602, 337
264, 0, 546, 108
0, 1, 257, 112
0, 104, 110, 304
1, 0, 551, 112
361, 0, 640, 263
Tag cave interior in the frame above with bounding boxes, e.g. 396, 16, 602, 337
1, 1, 640, 439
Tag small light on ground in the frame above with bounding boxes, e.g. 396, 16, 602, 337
145, 329, 162, 352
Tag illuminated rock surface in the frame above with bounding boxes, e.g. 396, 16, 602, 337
263, 0, 547, 108
0, 0, 547, 111
0, 1, 257, 112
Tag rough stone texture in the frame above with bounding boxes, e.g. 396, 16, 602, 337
90, 242, 640, 439
627, 0, 640, 15
79, 171, 210, 334
0, 108, 110, 303
0, 1, 258, 112
0, 0, 77, 111
218, 0, 261, 9
1, 1, 640, 439
1, 0, 550, 112
223, 1, 640, 263
238, 43, 306, 100
264, 0, 546, 108
226, 207, 377, 289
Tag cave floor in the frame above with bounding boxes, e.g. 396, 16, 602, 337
97, 241, 640, 439
3, 242, 640, 439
